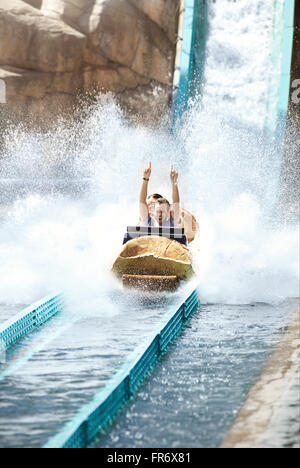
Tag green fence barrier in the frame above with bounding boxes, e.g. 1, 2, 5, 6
0, 294, 64, 352
44, 288, 200, 448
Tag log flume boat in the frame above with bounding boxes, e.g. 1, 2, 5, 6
112, 208, 199, 291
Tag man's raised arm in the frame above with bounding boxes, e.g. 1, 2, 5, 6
139, 161, 151, 222
170, 165, 181, 224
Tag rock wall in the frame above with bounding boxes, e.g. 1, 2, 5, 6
286, 1, 300, 130
280, 3, 300, 221
0, 0, 180, 125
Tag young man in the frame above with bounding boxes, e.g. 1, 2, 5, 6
139, 162, 181, 227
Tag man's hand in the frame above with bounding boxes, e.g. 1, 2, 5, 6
170, 165, 178, 185
143, 161, 151, 180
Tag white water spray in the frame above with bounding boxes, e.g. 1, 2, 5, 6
0, 0, 298, 308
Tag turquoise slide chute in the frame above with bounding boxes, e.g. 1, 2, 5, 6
264, 0, 295, 140
172, 0, 208, 119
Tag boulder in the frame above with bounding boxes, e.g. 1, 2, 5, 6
129, 0, 180, 43
81, 0, 174, 85
0, 0, 180, 125
41, 0, 95, 23
22, 0, 42, 8
0, 0, 86, 73
112, 236, 194, 281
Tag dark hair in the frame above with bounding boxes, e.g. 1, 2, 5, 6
156, 197, 170, 207
147, 193, 163, 200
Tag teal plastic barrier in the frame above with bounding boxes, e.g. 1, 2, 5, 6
264, 0, 295, 139
0, 294, 64, 352
44, 288, 200, 448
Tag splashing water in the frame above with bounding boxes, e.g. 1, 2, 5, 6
0, 0, 298, 309
0, 97, 298, 308
202, 0, 274, 130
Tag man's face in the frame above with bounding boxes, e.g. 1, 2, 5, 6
153, 202, 170, 225
147, 197, 156, 217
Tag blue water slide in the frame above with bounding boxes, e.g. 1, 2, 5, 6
172, 0, 208, 120
264, 0, 295, 140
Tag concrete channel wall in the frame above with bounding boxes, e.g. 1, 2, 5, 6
221, 307, 300, 449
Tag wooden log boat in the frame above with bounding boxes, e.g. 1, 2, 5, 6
112, 209, 198, 291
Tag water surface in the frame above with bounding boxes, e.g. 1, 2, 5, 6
96, 300, 297, 448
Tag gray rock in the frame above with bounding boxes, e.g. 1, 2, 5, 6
0, 0, 180, 125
